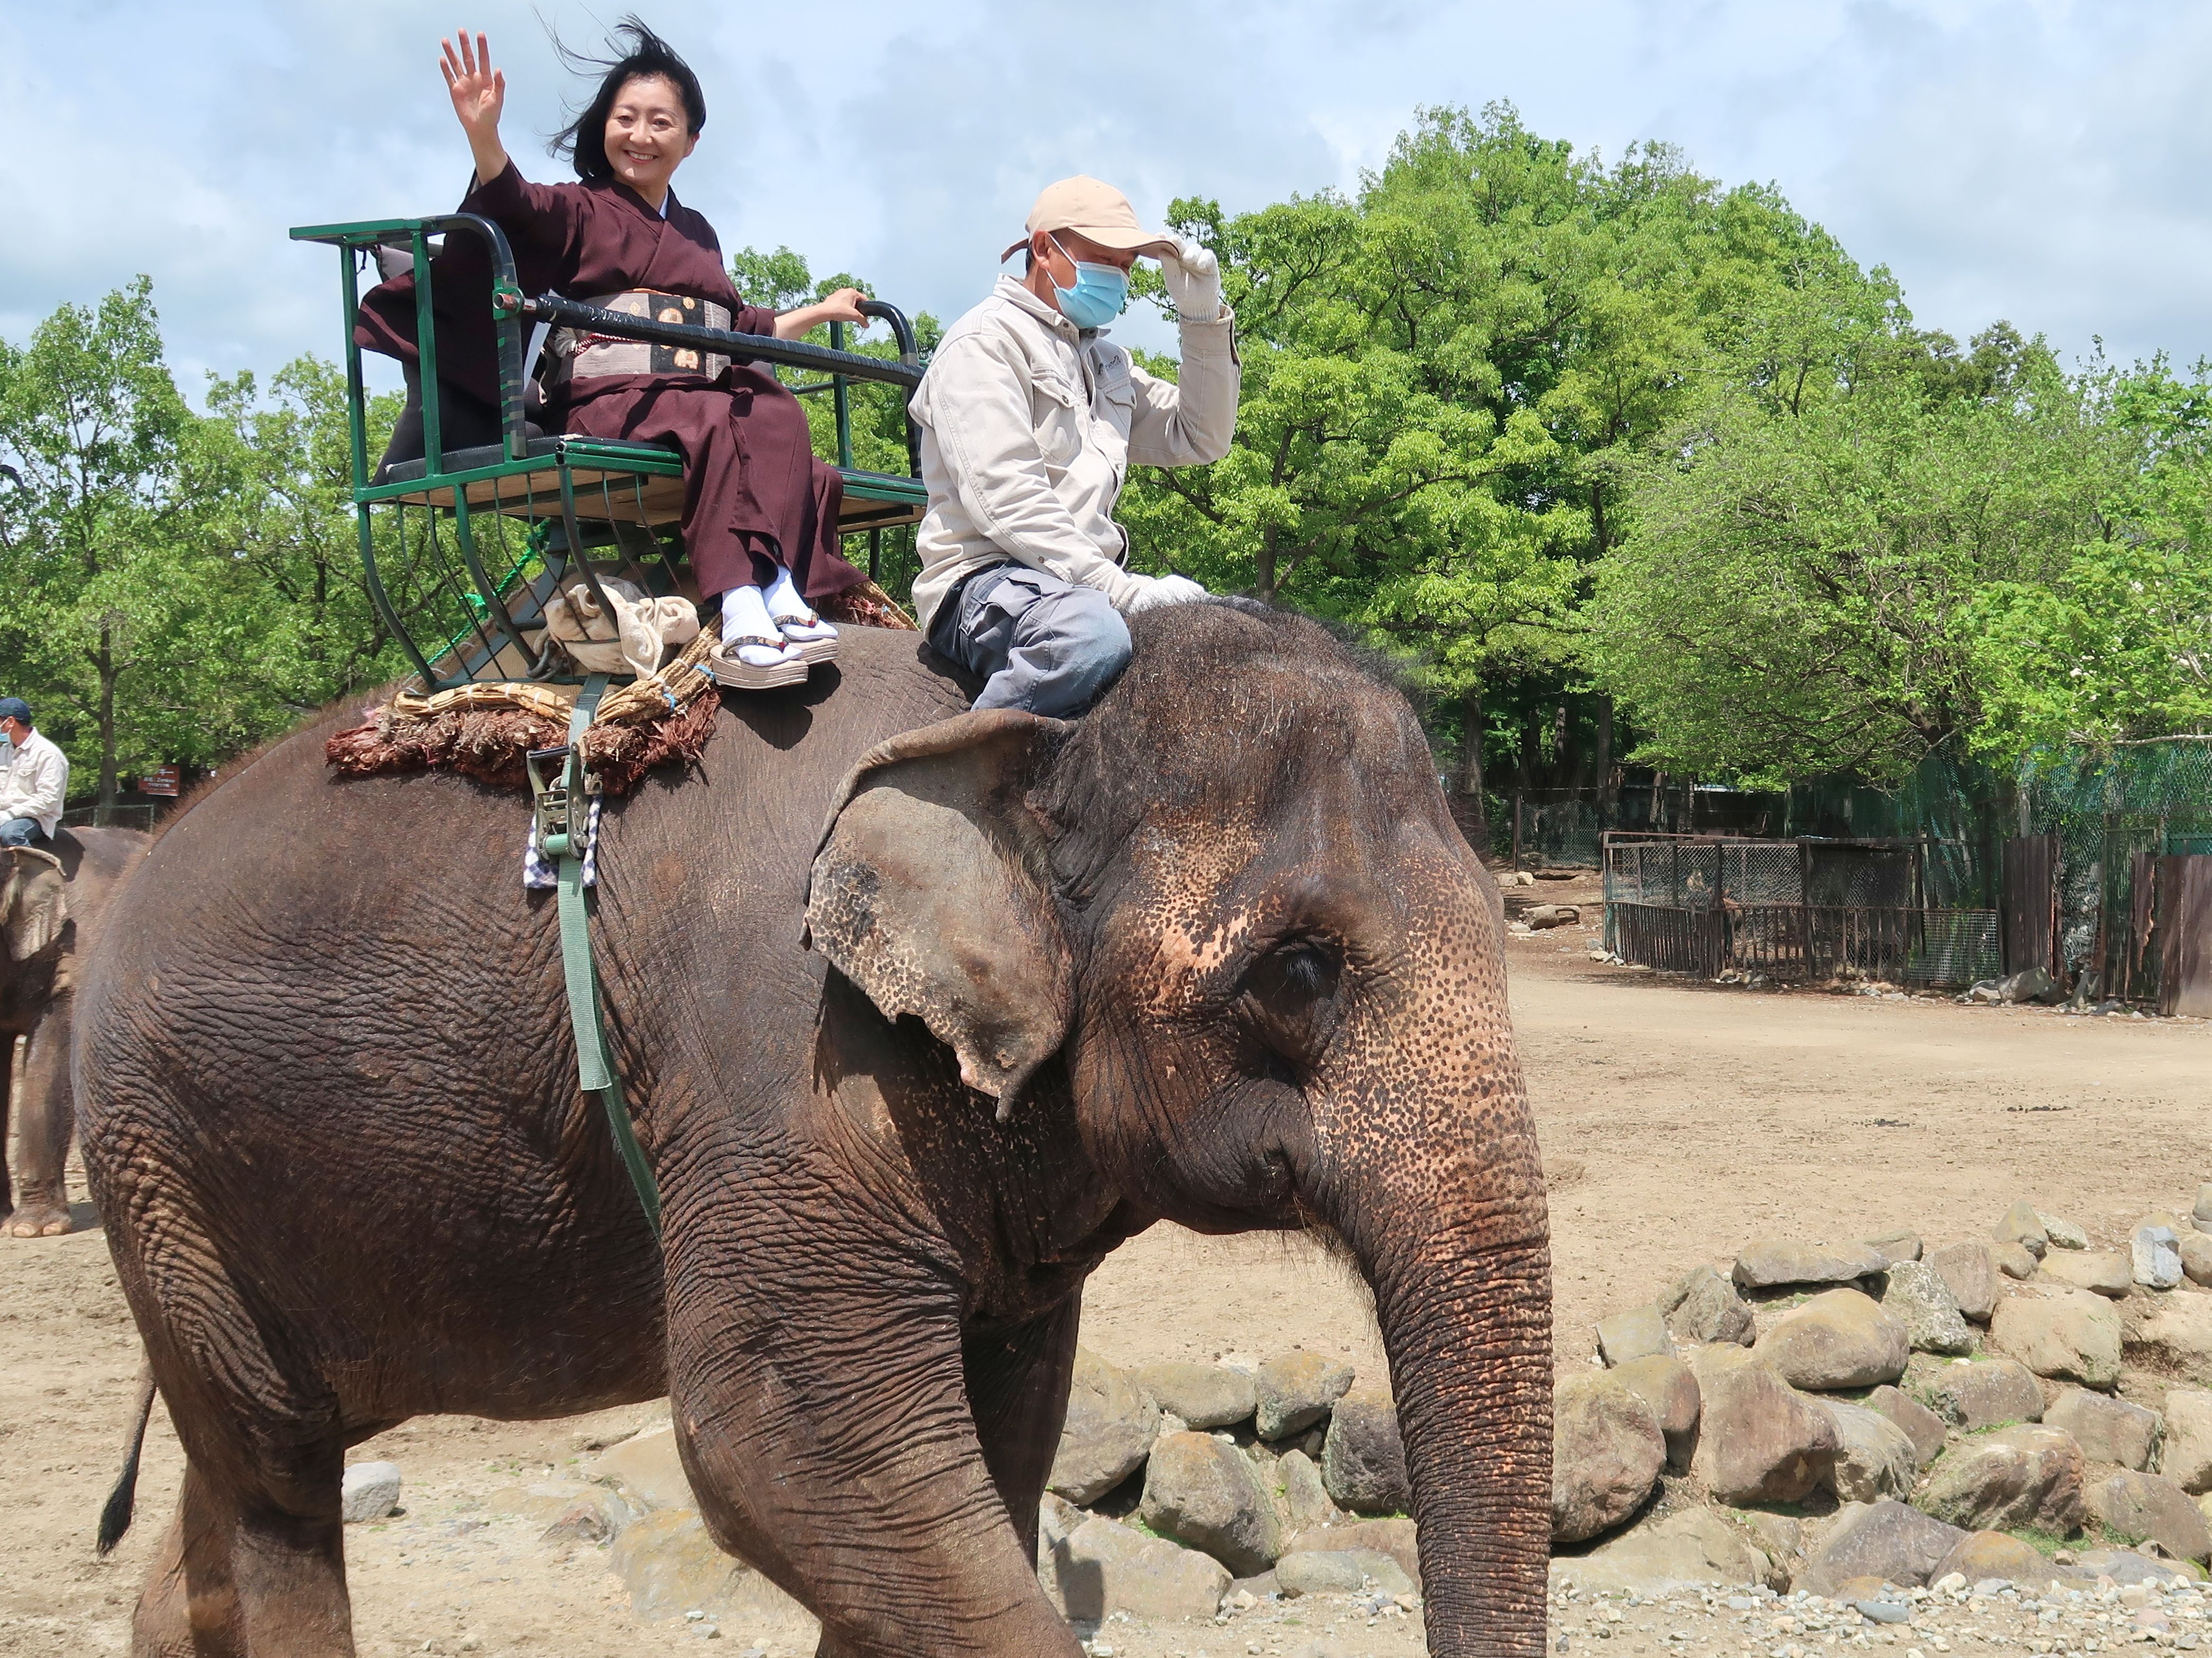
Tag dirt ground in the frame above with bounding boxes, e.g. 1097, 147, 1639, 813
4, 882, 2207, 1656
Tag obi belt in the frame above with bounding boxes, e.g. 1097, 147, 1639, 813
545, 291, 736, 386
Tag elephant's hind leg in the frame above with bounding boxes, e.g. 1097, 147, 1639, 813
132, 1456, 354, 1658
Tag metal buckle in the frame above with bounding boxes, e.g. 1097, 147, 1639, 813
526, 744, 576, 856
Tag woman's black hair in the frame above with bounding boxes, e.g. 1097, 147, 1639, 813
549, 16, 706, 183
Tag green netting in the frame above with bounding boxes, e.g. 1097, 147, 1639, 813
1783, 737, 2212, 997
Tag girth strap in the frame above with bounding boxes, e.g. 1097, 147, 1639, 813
550, 675, 662, 1231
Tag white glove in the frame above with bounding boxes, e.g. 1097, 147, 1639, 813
1159, 237, 1223, 322
1127, 573, 1209, 612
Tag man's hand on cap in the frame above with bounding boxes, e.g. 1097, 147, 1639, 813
1159, 238, 1223, 322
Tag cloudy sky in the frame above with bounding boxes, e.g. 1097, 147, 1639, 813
6, 0, 2209, 395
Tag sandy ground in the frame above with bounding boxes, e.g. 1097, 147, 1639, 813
4, 881, 2207, 1656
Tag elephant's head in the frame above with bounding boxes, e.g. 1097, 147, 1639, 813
809, 602, 1549, 1658
1, 847, 69, 964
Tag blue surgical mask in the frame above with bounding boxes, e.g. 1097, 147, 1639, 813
1049, 237, 1130, 330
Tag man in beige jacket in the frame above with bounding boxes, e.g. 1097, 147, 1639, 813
909, 177, 1240, 715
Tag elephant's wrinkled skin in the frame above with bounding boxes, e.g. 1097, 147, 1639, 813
79, 605, 1550, 1658
2, 827, 146, 1237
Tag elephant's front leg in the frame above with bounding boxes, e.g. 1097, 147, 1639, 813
6, 1004, 72, 1237
666, 1206, 1084, 1658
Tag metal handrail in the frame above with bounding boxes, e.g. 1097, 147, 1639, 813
511, 292, 924, 389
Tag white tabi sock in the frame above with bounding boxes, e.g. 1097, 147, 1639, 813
719, 584, 796, 667
763, 564, 836, 641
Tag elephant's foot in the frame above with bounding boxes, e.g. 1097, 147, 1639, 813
4, 1194, 72, 1237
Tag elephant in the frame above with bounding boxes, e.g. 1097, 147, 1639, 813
77, 603, 1551, 1658
1, 826, 148, 1237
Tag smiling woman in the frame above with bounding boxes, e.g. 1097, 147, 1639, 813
354, 19, 876, 691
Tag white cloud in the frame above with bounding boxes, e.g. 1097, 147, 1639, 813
7, 0, 2210, 393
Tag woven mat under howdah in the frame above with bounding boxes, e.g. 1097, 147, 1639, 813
324, 581, 916, 796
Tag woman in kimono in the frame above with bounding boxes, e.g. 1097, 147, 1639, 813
380, 24, 863, 687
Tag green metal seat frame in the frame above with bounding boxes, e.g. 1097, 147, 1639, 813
290, 212, 927, 690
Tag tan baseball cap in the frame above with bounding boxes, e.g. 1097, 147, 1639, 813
1000, 176, 1179, 262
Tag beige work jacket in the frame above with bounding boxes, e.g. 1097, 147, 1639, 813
907, 276, 1240, 631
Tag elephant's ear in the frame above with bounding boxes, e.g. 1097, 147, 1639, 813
806, 710, 1072, 1118
2, 848, 67, 961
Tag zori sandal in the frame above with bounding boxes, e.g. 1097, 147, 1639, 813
772, 606, 839, 667
709, 635, 808, 690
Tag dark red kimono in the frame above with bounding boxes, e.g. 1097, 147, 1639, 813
356, 163, 861, 603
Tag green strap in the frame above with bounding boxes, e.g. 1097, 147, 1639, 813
553, 675, 662, 1231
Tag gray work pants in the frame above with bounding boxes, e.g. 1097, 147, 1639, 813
927, 563, 1132, 718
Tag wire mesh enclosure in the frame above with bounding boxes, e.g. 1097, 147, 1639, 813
1603, 833, 2002, 987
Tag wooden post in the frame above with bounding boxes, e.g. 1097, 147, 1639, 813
1512, 790, 1524, 868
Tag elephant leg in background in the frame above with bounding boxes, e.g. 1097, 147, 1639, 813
130, 1454, 354, 1658
6, 998, 74, 1237
0, 1027, 15, 1226
960, 1298, 1082, 1565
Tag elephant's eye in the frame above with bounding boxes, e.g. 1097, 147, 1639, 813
1242, 939, 1342, 1022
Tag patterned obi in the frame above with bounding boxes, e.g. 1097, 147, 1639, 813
547, 290, 736, 385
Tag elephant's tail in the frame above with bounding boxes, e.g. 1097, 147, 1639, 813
96, 1365, 157, 1556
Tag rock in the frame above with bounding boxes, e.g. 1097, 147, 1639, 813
1911, 1424, 2087, 1534
1754, 1288, 1910, 1390
1881, 1260, 1975, 1356
2159, 1390, 2212, 1493
1795, 1500, 1967, 1596
1995, 1240, 2041, 1280
1817, 1400, 1921, 1502
1663, 1265, 1756, 1347
1140, 1431, 1282, 1577
1990, 1289, 2124, 1390
1993, 1200, 2050, 1259
2038, 1214, 2089, 1251
2136, 1297, 2212, 1385
1997, 965, 2056, 1004
1050, 1348, 1162, 1503
608, 1509, 812, 1628
2196, 1184, 2212, 1231
340, 1461, 403, 1524
1691, 1360, 1838, 1505
2069, 1546, 2191, 1586
1864, 1385, 1950, 1465
2181, 1231, 2212, 1288
1253, 1351, 1354, 1442
1607, 1354, 1701, 1473
1864, 1230, 1923, 1265
1736, 1508, 1803, 1572
2039, 1250, 2133, 1298
1595, 1303, 1671, 1367
595, 1426, 696, 1512
540, 1486, 638, 1545
1911, 1357, 2046, 1429
1130, 1362, 1258, 1430
1042, 1514, 1232, 1623
2044, 1389, 2160, 1471
2088, 1471, 2212, 1564
1319, 1399, 1408, 1516
1733, 1239, 1889, 1291
1275, 1548, 1416, 1599
1927, 1242, 2000, 1322
1688, 1342, 1764, 1390
1283, 1516, 1421, 1590
1277, 1449, 1342, 1530
1551, 1371, 1665, 1542
2135, 1226, 2185, 1291
1929, 1530, 2074, 1590
1525, 904, 1580, 929
1549, 1507, 1774, 1596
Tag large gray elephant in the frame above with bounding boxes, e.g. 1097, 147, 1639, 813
2, 826, 147, 1237
78, 604, 1551, 1658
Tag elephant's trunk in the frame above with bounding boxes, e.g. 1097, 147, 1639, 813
1322, 1121, 1552, 1657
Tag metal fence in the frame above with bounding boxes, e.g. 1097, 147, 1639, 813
60, 804, 157, 831
1604, 833, 2001, 987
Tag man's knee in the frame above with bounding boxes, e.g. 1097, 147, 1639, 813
0, 818, 40, 848
1024, 589, 1130, 717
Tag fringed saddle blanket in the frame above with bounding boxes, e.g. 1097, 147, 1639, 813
325, 581, 916, 796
